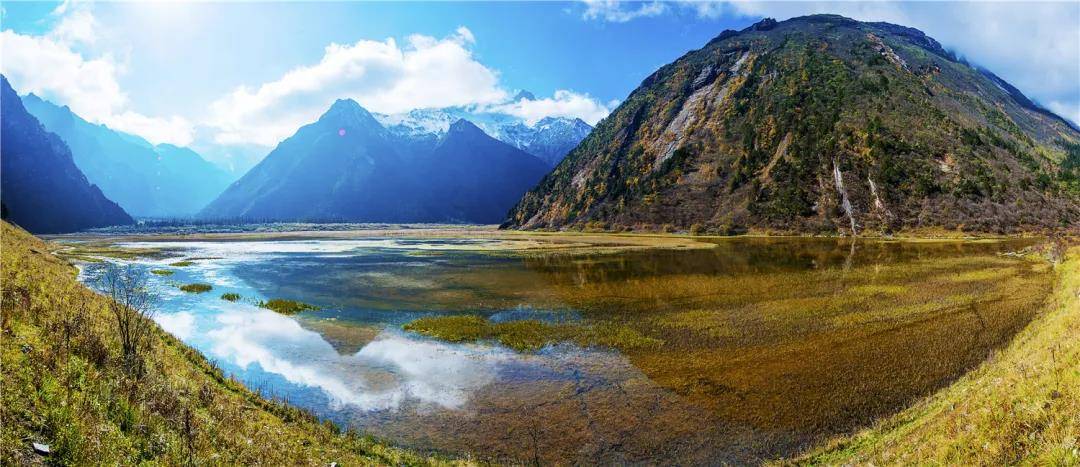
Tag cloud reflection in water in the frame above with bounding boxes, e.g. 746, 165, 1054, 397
201, 305, 507, 412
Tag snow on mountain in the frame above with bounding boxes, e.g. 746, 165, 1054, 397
374, 100, 592, 166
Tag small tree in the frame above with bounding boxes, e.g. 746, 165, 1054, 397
96, 263, 157, 375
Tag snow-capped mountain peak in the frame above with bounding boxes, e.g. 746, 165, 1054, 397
374, 107, 592, 166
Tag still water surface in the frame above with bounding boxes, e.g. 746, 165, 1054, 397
80, 236, 1049, 464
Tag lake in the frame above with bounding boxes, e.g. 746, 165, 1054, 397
75, 233, 1050, 464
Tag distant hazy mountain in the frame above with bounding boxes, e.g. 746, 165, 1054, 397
422, 119, 553, 222
21, 95, 232, 218
375, 102, 592, 166
0, 76, 133, 233
506, 15, 1080, 234
200, 99, 550, 223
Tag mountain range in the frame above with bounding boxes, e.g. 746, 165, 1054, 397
22, 95, 233, 218
199, 99, 551, 223
505, 15, 1080, 234
0, 76, 134, 233
5, 15, 1079, 234
374, 102, 592, 166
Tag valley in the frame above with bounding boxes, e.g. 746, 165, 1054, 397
1, 7, 1077, 466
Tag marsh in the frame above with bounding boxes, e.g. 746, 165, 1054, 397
73, 231, 1049, 464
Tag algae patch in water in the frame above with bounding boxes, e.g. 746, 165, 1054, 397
259, 298, 319, 315
404, 315, 662, 352
179, 283, 213, 293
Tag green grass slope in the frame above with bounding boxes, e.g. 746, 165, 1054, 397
0, 221, 462, 465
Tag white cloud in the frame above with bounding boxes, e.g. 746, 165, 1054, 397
1047, 101, 1080, 129
49, 9, 98, 46
582, 0, 667, 22
207, 27, 613, 146
491, 90, 616, 126
0, 6, 194, 145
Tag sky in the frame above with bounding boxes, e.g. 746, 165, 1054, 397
1, 1, 1077, 170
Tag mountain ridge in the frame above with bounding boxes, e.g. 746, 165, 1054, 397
505, 14, 1080, 234
199, 100, 550, 223
21, 94, 233, 218
0, 76, 134, 233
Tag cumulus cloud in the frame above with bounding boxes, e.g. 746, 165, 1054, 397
207, 27, 613, 146
491, 90, 616, 126
0, 6, 194, 145
581, 0, 667, 22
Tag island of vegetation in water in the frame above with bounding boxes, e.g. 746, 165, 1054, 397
258, 298, 320, 315
178, 283, 213, 293
404, 315, 662, 352
220, 292, 242, 302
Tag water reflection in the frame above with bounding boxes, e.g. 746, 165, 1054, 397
84, 235, 1048, 463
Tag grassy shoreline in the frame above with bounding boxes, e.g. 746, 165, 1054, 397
0, 222, 461, 465
8, 221, 1075, 464
789, 245, 1079, 465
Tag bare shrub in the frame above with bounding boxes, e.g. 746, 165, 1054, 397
95, 263, 158, 376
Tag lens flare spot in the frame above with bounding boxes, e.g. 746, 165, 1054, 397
338, 128, 346, 137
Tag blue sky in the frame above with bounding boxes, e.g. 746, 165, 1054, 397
1, 1, 1077, 168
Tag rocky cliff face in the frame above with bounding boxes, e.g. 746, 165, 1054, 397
505, 15, 1080, 234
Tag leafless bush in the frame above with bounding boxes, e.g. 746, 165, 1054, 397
95, 263, 158, 376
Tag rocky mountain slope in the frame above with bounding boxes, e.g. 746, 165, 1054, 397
22, 95, 233, 218
0, 76, 133, 233
505, 15, 1080, 234
200, 99, 550, 223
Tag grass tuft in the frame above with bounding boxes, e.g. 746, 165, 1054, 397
150, 269, 174, 276
220, 293, 241, 302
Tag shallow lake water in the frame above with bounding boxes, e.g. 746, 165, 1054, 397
78, 236, 1050, 464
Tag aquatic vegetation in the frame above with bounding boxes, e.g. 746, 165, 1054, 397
388, 237, 1054, 459
797, 245, 1080, 465
405, 315, 662, 352
64, 231, 1061, 463
178, 283, 213, 293
150, 269, 174, 276
220, 292, 241, 301
258, 298, 319, 315
55, 243, 162, 262
169, 260, 195, 267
